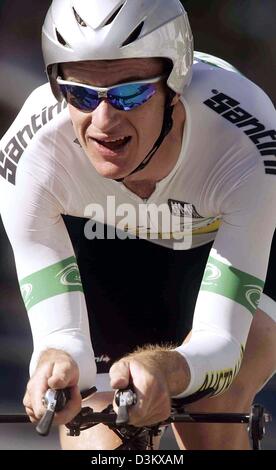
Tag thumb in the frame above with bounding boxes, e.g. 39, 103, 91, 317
48, 362, 79, 390
110, 360, 130, 389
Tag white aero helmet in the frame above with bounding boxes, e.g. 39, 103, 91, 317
42, 0, 194, 101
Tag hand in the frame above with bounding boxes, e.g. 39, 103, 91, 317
109, 348, 190, 427
23, 349, 82, 425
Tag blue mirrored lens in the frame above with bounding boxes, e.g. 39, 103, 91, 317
60, 84, 100, 112
108, 83, 156, 111
59, 82, 157, 112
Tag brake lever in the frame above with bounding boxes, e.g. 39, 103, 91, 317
36, 389, 69, 436
115, 389, 137, 425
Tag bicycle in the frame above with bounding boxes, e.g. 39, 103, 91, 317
0, 387, 272, 450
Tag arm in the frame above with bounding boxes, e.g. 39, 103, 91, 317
0, 137, 96, 422
110, 162, 276, 424
174, 162, 276, 398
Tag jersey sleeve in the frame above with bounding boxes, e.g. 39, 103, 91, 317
174, 162, 276, 397
0, 113, 96, 391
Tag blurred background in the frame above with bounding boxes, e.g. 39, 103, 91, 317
0, 0, 275, 449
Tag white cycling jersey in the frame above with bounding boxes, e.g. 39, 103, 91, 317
0, 54, 275, 396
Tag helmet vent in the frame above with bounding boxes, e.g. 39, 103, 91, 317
73, 7, 87, 27
104, 4, 125, 26
121, 22, 144, 47
55, 29, 70, 48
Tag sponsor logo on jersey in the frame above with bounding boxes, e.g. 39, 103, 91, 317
244, 284, 263, 311
202, 255, 264, 315
0, 100, 67, 185
204, 90, 276, 175
95, 355, 111, 364
55, 262, 82, 287
19, 256, 83, 311
168, 199, 203, 219
198, 346, 244, 396
202, 262, 221, 286
20, 283, 33, 309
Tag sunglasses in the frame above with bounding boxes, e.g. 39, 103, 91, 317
56, 76, 164, 112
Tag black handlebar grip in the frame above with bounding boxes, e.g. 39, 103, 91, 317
36, 409, 55, 436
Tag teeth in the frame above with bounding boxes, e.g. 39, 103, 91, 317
101, 137, 127, 143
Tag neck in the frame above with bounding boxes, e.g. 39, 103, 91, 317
123, 101, 186, 198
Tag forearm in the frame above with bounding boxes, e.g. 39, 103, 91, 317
24, 289, 96, 390
174, 329, 243, 397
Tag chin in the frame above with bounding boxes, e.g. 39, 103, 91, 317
91, 159, 130, 180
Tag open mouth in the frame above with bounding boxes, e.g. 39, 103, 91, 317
93, 136, 132, 151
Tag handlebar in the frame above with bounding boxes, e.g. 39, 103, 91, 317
0, 388, 272, 450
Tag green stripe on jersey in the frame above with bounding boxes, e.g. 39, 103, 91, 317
201, 256, 264, 315
19, 256, 83, 311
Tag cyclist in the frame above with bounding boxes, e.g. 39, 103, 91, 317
0, 0, 275, 450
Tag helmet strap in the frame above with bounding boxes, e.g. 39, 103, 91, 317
115, 89, 176, 182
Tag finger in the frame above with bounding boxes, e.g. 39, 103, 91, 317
53, 385, 82, 425
48, 362, 79, 390
128, 404, 165, 427
128, 407, 161, 427
109, 360, 130, 389
23, 395, 38, 422
28, 415, 40, 425
25, 408, 37, 423
23, 387, 44, 420
23, 391, 32, 409
32, 387, 49, 420
25, 406, 35, 416
24, 373, 52, 420
128, 396, 171, 427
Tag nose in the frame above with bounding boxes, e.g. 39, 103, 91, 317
91, 99, 122, 132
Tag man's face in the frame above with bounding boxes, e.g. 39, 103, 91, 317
61, 58, 167, 180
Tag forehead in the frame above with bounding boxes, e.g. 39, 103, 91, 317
61, 58, 166, 83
